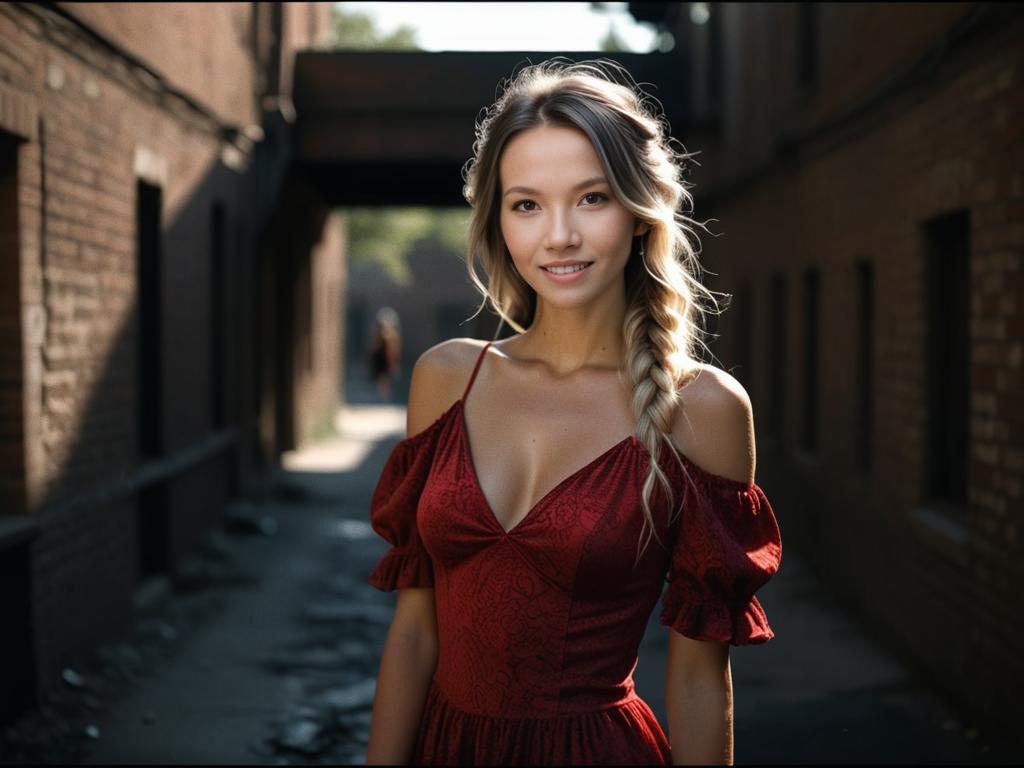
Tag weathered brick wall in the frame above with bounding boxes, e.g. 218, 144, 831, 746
0, 1, 340, 700
685, 2, 1023, 740
814, 3, 975, 119
0, 2, 239, 686
60, 2, 261, 128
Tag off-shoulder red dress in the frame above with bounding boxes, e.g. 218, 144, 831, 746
368, 341, 782, 765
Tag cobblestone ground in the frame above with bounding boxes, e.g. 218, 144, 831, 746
1, 401, 1019, 765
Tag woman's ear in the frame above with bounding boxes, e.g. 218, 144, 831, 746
633, 220, 651, 237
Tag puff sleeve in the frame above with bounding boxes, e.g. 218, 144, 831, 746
367, 427, 439, 591
659, 464, 782, 645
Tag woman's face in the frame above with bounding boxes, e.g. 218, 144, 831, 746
498, 123, 647, 312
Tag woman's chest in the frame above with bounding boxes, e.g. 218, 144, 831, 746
415, 417, 673, 594
461, 383, 638, 534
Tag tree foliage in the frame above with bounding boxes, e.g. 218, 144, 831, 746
345, 208, 471, 287
330, 4, 419, 50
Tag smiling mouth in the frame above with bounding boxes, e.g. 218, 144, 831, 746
541, 262, 593, 274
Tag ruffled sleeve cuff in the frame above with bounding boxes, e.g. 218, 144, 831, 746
368, 546, 435, 591
660, 590, 774, 645
659, 463, 782, 645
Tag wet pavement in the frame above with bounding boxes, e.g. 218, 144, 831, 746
2, 401, 1019, 765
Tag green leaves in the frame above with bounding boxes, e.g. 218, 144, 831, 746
330, 5, 420, 50
343, 208, 471, 287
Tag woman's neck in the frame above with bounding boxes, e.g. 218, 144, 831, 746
507, 293, 627, 377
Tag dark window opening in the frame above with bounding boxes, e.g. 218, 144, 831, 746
136, 179, 168, 579
0, 130, 34, 719
925, 211, 970, 512
136, 180, 163, 459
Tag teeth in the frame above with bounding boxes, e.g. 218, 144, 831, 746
545, 263, 590, 275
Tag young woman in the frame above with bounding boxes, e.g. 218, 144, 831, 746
365, 59, 782, 766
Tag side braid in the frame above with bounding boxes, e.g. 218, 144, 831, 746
623, 237, 699, 562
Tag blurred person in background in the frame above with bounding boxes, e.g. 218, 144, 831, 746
365, 59, 781, 766
368, 307, 402, 402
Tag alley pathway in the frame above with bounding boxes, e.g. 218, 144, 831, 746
13, 402, 1012, 765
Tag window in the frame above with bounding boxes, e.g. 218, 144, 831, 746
136, 180, 163, 459
136, 178, 169, 577
924, 211, 970, 511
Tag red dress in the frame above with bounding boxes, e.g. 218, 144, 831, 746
369, 341, 782, 765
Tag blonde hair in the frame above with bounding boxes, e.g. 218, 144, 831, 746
461, 59, 723, 559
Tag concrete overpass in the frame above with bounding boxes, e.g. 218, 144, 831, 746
291, 51, 689, 207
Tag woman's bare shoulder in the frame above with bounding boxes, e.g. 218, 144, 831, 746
671, 362, 756, 485
406, 338, 490, 438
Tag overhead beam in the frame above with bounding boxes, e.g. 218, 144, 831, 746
292, 50, 689, 205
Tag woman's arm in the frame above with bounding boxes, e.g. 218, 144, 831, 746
366, 587, 438, 764
666, 366, 758, 763
665, 631, 733, 765
365, 340, 481, 762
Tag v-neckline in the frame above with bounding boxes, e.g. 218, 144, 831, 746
455, 398, 637, 536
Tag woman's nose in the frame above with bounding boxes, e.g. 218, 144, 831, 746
543, 210, 581, 251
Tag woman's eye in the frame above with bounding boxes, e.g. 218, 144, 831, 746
513, 199, 537, 212
582, 192, 606, 205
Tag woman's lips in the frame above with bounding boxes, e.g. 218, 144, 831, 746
540, 262, 593, 283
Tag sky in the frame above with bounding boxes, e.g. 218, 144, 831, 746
335, 2, 660, 52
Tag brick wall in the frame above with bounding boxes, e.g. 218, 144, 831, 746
61, 2, 261, 128
0, 2, 340, 710
678, 2, 1024, 740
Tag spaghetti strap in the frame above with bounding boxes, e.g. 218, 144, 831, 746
462, 341, 492, 402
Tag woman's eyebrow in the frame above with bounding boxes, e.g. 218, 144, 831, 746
502, 176, 608, 198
